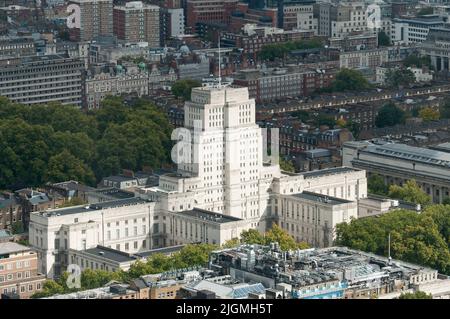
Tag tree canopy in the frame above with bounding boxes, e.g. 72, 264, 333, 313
417, 7, 433, 16
388, 180, 432, 206
368, 174, 388, 196
336, 205, 450, 275
31, 243, 216, 298
171, 79, 201, 101
280, 158, 295, 173
398, 291, 432, 299
403, 55, 432, 69
225, 224, 309, 251
330, 68, 372, 92
375, 102, 406, 128
259, 38, 324, 61
385, 68, 416, 88
419, 107, 440, 121
0, 96, 173, 189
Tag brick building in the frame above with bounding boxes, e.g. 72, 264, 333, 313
113, 1, 160, 47
186, 0, 239, 29
0, 242, 45, 299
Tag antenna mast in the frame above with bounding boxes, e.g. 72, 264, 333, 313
218, 32, 222, 87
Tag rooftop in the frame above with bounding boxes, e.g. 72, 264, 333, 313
302, 167, 359, 179
178, 208, 243, 223
82, 246, 136, 263
292, 191, 354, 205
364, 143, 450, 168
38, 197, 152, 217
0, 242, 31, 255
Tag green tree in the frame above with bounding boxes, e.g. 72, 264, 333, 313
331, 68, 371, 92
171, 79, 201, 101
368, 174, 388, 195
292, 110, 310, 122
11, 221, 24, 234
222, 238, 241, 248
345, 120, 361, 139
265, 224, 309, 250
419, 107, 440, 121
388, 180, 432, 206
398, 291, 432, 299
375, 102, 406, 128
403, 55, 431, 69
259, 39, 324, 61
30, 280, 65, 298
240, 229, 265, 245
417, 7, 433, 16
378, 31, 391, 46
45, 150, 95, 185
280, 158, 295, 172
81, 269, 122, 290
385, 69, 416, 88
0, 96, 172, 189
336, 207, 450, 275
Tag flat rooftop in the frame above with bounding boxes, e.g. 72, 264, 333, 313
82, 246, 136, 263
292, 191, 354, 205
302, 167, 359, 179
39, 197, 152, 217
364, 143, 450, 168
178, 208, 242, 223
0, 242, 30, 255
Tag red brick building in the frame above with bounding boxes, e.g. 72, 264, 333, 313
186, 0, 239, 28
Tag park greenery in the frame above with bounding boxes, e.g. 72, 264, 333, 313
171, 79, 202, 101
225, 224, 310, 251
384, 68, 416, 88
375, 102, 406, 128
417, 7, 433, 16
328, 68, 372, 92
280, 158, 295, 173
0, 96, 173, 190
418, 107, 440, 121
367, 174, 388, 196
403, 54, 432, 69
368, 177, 432, 206
259, 38, 324, 61
398, 291, 432, 299
336, 205, 450, 275
388, 180, 432, 206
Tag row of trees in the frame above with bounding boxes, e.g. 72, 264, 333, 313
368, 177, 434, 206
259, 38, 324, 61
336, 205, 450, 275
223, 224, 310, 251
31, 244, 217, 298
32, 225, 305, 298
0, 97, 173, 189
